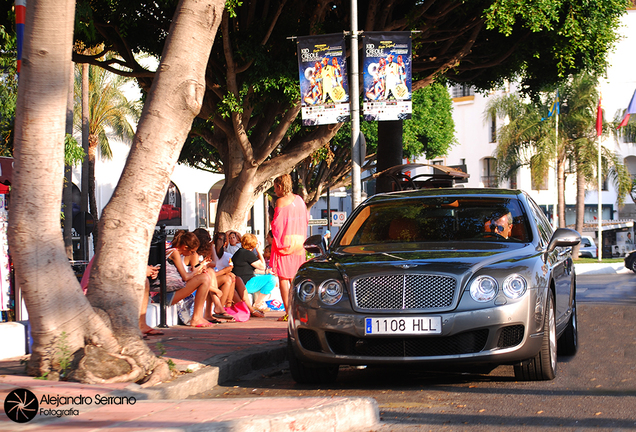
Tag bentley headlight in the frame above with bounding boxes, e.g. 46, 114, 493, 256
319, 279, 343, 305
502, 274, 527, 299
296, 280, 316, 302
470, 276, 498, 302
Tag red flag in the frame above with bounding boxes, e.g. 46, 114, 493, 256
596, 97, 602, 136
618, 89, 636, 128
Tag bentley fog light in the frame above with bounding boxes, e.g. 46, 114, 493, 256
296, 280, 316, 302
319, 279, 343, 305
470, 276, 498, 302
502, 274, 527, 299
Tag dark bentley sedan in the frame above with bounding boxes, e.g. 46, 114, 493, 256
288, 189, 580, 383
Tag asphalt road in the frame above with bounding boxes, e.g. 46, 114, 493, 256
191, 273, 636, 432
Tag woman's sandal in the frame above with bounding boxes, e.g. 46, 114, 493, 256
277, 314, 288, 322
250, 310, 265, 318
213, 312, 236, 322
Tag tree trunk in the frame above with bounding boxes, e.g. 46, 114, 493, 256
8, 0, 117, 379
10, 0, 226, 384
573, 160, 586, 258
557, 157, 566, 228
376, 121, 404, 193
63, 61, 74, 259
88, 134, 99, 251
86, 0, 226, 384
81, 62, 90, 259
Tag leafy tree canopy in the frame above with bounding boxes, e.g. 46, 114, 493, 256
68, 0, 629, 229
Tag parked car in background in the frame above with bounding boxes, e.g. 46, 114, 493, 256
578, 235, 597, 258
288, 188, 580, 384
624, 249, 636, 273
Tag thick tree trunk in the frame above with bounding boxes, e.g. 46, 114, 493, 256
87, 0, 225, 384
10, 0, 226, 384
8, 0, 120, 379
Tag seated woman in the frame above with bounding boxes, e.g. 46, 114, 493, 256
225, 230, 242, 255
188, 229, 235, 321
232, 233, 277, 317
81, 259, 162, 336
162, 230, 224, 327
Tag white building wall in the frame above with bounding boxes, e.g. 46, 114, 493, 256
413, 9, 636, 226
72, 138, 267, 257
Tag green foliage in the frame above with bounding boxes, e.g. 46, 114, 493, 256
332, 84, 455, 162
73, 60, 140, 159
487, 72, 632, 207
0, 25, 17, 156
65, 134, 86, 166
56, 332, 73, 379
36, 331, 73, 380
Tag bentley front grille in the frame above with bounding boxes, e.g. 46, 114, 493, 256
352, 274, 457, 311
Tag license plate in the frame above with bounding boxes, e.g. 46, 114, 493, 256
365, 316, 442, 335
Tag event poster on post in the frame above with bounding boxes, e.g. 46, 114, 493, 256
297, 34, 350, 126
362, 32, 412, 121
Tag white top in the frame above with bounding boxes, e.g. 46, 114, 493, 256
215, 251, 233, 271
225, 244, 241, 256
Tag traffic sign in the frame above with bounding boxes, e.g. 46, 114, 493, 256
308, 219, 328, 226
332, 212, 347, 226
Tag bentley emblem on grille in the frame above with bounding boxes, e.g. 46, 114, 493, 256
396, 264, 418, 269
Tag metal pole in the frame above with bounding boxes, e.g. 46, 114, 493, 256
327, 187, 331, 230
350, 0, 361, 209
597, 134, 603, 262
553, 109, 559, 229
158, 225, 168, 328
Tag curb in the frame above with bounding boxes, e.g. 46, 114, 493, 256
187, 397, 381, 432
116, 339, 287, 401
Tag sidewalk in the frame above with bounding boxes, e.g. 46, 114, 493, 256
574, 261, 631, 275
0, 311, 380, 432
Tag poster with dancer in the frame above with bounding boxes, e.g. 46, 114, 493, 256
362, 32, 412, 121
297, 34, 350, 126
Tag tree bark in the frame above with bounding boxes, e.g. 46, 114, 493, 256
558, 156, 566, 229
88, 133, 99, 251
573, 159, 586, 258
64, 60, 74, 259
87, 0, 225, 384
8, 0, 115, 378
81, 63, 90, 259
10, 0, 226, 383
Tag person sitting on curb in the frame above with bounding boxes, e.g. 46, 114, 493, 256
231, 233, 277, 318
81, 259, 164, 336
187, 229, 235, 322
162, 230, 224, 327
225, 230, 242, 255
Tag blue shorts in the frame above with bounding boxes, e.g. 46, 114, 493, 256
245, 274, 276, 295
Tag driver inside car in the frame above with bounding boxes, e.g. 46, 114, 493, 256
484, 211, 513, 239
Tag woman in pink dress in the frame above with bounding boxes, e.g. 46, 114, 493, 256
271, 174, 308, 321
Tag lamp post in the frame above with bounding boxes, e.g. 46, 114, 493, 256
350, 0, 362, 209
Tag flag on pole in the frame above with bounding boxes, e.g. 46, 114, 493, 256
596, 96, 603, 137
618, 89, 636, 128
541, 90, 560, 121
15, 0, 26, 77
